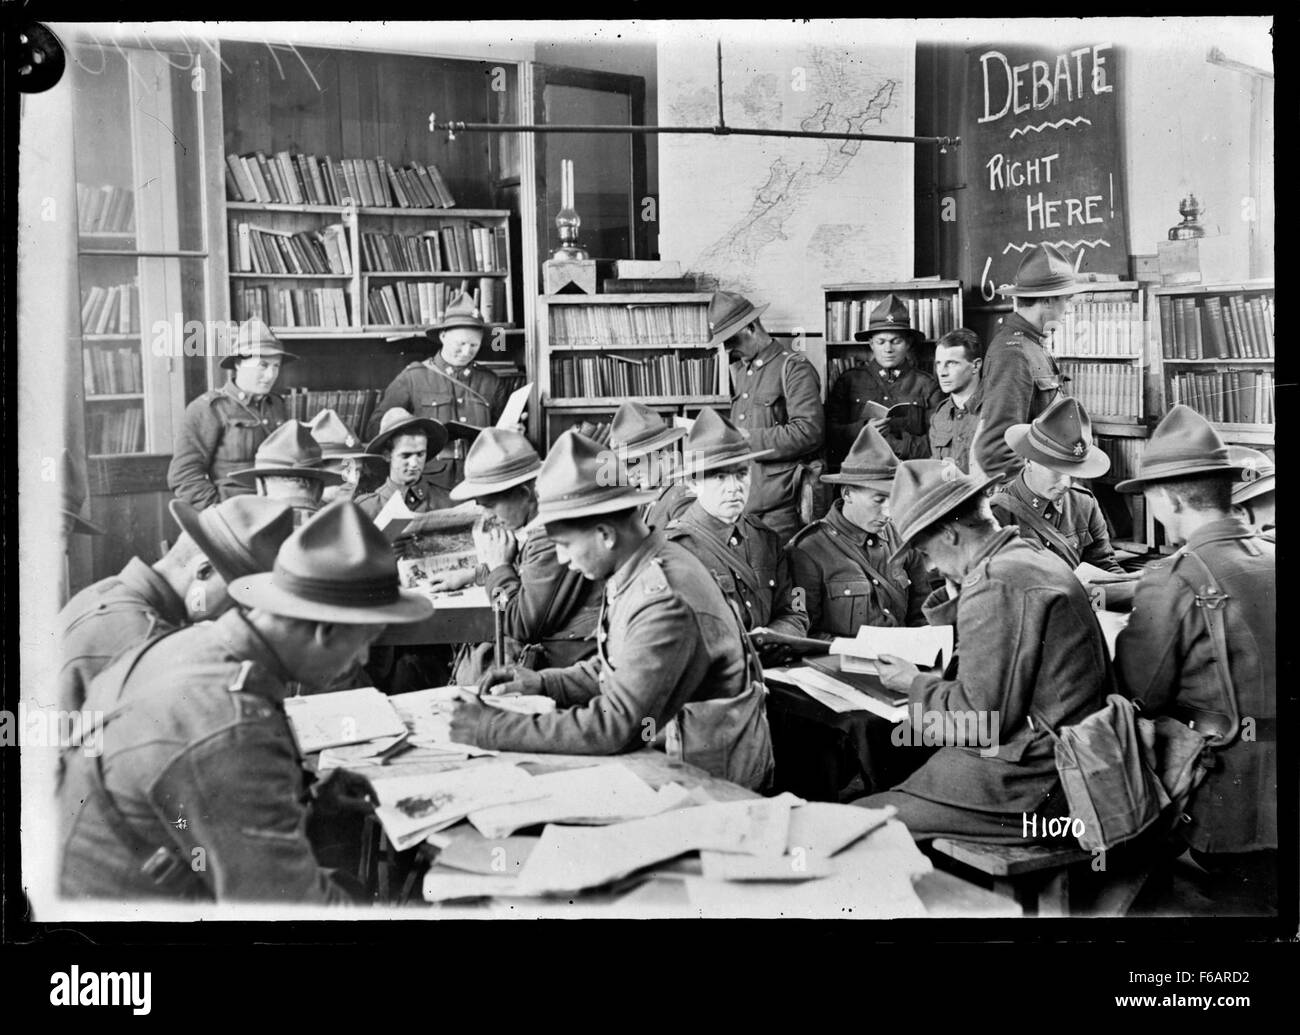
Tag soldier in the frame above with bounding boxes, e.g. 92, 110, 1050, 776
608, 400, 694, 532
973, 243, 1083, 483
228, 420, 343, 526
787, 424, 929, 638
1228, 446, 1275, 534
664, 408, 810, 659
447, 427, 603, 680
57, 496, 294, 712
309, 409, 382, 505
353, 407, 453, 523
991, 396, 1125, 574
366, 292, 517, 495
450, 431, 773, 790
828, 294, 944, 465
929, 328, 986, 473
58, 502, 433, 903
853, 459, 1110, 842
712, 290, 824, 543
1115, 406, 1276, 910
167, 319, 293, 510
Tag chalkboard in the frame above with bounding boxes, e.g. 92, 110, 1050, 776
960, 42, 1129, 304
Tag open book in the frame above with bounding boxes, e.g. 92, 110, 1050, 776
864, 400, 919, 423
829, 625, 954, 672
372, 491, 417, 542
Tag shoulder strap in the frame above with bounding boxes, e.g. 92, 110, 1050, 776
1174, 547, 1242, 746
995, 490, 1082, 569
421, 360, 492, 408
821, 530, 909, 619
672, 516, 765, 608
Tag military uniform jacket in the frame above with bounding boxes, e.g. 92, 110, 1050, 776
643, 480, 694, 533
57, 556, 187, 713
665, 502, 809, 638
928, 382, 985, 474
369, 356, 508, 492
167, 381, 288, 510
897, 528, 1110, 814
827, 358, 944, 466
464, 532, 748, 757
353, 475, 454, 521
59, 609, 349, 904
484, 525, 604, 668
786, 502, 929, 638
973, 312, 1065, 482
728, 340, 825, 517
1116, 518, 1276, 853
991, 473, 1122, 572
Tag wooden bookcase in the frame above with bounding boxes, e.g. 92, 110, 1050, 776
1151, 280, 1275, 448
821, 280, 963, 400
535, 292, 726, 446
218, 42, 528, 427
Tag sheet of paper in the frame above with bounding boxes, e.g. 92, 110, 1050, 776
435, 827, 540, 876
830, 625, 954, 669
699, 851, 832, 882
495, 382, 533, 429
372, 491, 416, 540
515, 798, 794, 895
482, 694, 557, 716
467, 764, 691, 838
317, 734, 408, 770
765, 666, 907, 722
787, 803, 896, 856
684, 818, 931, 918
1073, 561, 1140, 586
283, 687, 406, 755
389, 685, 497, 754
1095, 609, 1130, 661
371, 763, 540, 851
422, 867, 529, 903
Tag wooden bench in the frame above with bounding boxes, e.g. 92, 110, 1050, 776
930, 839, 1092, 916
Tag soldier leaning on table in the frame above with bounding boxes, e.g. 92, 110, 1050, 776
449, 430, 774, 791
58, 502, 433, 904
167, 319, 292, 510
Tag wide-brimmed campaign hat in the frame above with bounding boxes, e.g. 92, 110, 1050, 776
1006, 396, 1110, 480
228, 501, 433, 624
1227, 445, 1275, 506
169, 496, 295, 584
853, 293, 924, 344
532, 431, 658, 526
219, 318, 299, 370
60, 448, 105, 536
608, 401, 686, 459
707, 290, 770, 347
429, 292, 488, 336
1116, 405, 1239, 494
821, 424, 899, 490
997, 243, 1085, 298
309, 409, 382, 463
366, 407, 450, 457
449, 428, 542, 501
229, 421, 344, 487
888, 458, 999, 560
675, 407, 773, 479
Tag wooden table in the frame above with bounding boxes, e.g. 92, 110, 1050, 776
376, 586, 495, 645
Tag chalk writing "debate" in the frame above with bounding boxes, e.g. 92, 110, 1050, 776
979, 45, 1115, 125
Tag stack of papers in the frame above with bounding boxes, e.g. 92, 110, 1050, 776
830, 625, 954, 673
283, 687, 406, 755
765, 666, 907, 722
389, 686, 496, 754
371, 763, 541, 850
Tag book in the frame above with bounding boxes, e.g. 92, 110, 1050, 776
829, 624, 954, 670
747, 630, 831, 655
282, 686, 406, 755
803, 655, 910, 708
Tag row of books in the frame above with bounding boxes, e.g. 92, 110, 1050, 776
366, 278, 502, 327
1157, 293, 1274, 359
827, 356, 869, 385
1093, 435, 1142, 481
826, 295, 957, 342
550, 353, 719, 399
225, 151, 456, 209
81, 282, 139, 335
284, 388, 381, 436
1046, 301, 1143, 356
1166, 370, 1275, 426
233, 286, 352, 328
361, 225, 505, 274
549, 304, 710, 347
87, 405, 145, 455
83, 346, 143, 396
78, 183, 135, 234
230, 223, 352, 276
1057, 362, 1142, 420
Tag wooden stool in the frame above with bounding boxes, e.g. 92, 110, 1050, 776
930, 839, 1092, 916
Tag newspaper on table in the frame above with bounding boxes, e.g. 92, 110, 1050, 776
829, 625, 954, 673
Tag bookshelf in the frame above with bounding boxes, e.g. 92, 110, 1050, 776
536, 293, 726, 446
1044, 283, 1147, 428
821, 280, 963, 398
1151, 281, 1275, 447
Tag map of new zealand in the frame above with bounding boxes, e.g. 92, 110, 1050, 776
659, 40, 915, 334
